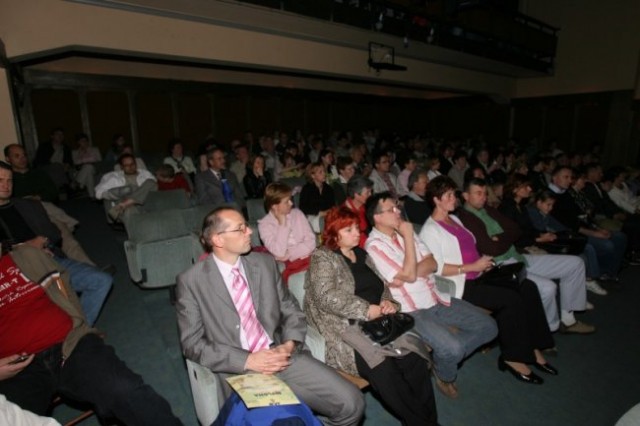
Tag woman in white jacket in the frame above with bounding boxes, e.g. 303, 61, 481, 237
418, 175, 557, 385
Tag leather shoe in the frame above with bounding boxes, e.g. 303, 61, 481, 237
434, 376, 459, 399
534, 362, 558, 375
559, 320, 595, 334
498, 357, 543, 385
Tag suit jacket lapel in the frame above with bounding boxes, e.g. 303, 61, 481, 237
242, 255, 262, 314
203, 256, 235, 311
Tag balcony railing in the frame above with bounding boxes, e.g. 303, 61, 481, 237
235, 0, 559, 74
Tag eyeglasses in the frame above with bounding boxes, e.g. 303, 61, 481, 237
218, 222, 250, 235
377, 205, 400, 215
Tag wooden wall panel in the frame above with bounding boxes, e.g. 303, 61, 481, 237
136, 92, 174, 153
249, 96, 280, 137
87, 91, 131, 154
176, 93, 212, 154
215, 95, 246, 147
31, 89, 82, 147
280, 97, 305, 135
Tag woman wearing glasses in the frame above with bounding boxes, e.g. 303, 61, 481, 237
258, 182, 316, 283
305, 206, 437, 426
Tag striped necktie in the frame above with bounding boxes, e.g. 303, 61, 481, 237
231, 267, 270, 352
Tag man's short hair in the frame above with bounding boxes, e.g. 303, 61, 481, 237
156, 164, 175, 179
200, 206, 241, 253
550, 165, 572, 178
206, 147, 225, 160
407, 169, 428, 191
462, 177, 487, 193
117, 153, 135, 166
372, 151, 388, 166
336, 156, 353, 173
3, 143, 21, 158
452, 150, 467, 162
346, 175, 373, 198
0, 161, 13, 172
365, 191, 393, 227
396, 151, 416, 169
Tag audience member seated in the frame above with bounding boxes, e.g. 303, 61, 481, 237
369, 152, 401, 198
305, 206, 438, 425
527, 190, 607, 296
419, 176, 557, 385
194, 147, 246, 208
0, 245, 182, 424
605, 166, 640, 215
438, 145, 454, 176
447, 151, 469, 191
176, 207, 365, 425
366, 192, 498, 398
243, 154, 272, 200
331, 156, 356, 205
114, 145, 147, 171
396, 152, 417, 196
103, 133, 127, 168
299, 162, 336, 233
548, 166, 628, 281
156, 165, 192, 196
72, 133, 102, 199
350, 144, 371, 177
163, 139, 196, 179
95, 154, 157, 224
278, 152, 304, 179
343, 176, 373, 248
0, 163, 112, 326
258, 183, 316, 283
34, 128, 73, 189
229, 143, 250, 184
457, 177, 593, 334
5, 144, 59, 202
427, 157, 442, 181
404, 169, 432, 226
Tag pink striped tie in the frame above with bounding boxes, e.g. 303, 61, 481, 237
231, 267, 270, 353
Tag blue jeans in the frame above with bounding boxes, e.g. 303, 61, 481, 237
410, 299, 498, 382
581, 243, 601, 279
54, 256, 112, 325
587, 230, 627, 276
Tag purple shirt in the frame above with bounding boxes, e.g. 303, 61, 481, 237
437, 220, 481, 280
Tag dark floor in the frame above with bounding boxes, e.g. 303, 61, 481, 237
53, 198, 640, 426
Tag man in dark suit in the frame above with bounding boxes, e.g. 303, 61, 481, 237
175, 207, 364, 425
194, 148, 246, 208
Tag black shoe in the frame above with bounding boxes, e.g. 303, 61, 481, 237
534, 362, 558, 375
100, 264, 117, 277
498, 357, 544, 384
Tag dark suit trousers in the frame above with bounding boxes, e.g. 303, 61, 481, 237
276, 351, 365, 426
355, 351, 437, 426
462, 279, 554, 363
0, 334, 182, 425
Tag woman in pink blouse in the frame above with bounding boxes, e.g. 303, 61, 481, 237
258, 182, 316, 283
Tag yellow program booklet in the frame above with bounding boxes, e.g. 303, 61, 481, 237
226, 374, 300, 408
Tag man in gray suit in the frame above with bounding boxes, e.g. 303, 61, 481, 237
194, 148, 246, 208
176, 207, 364, 425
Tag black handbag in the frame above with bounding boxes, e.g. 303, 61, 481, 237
359, 313, 415, 346
475, 262, 526, 289
539, 231, 587, 255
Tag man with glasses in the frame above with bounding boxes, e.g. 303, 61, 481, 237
176, 206, 365, 425
95, 153, 157, 224
365, 192, 498, 399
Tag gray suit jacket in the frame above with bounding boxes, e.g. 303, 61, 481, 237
176, 251, 306, 375
194, 169, 246, 208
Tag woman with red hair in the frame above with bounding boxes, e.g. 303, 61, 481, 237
304, 206, 437, 426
